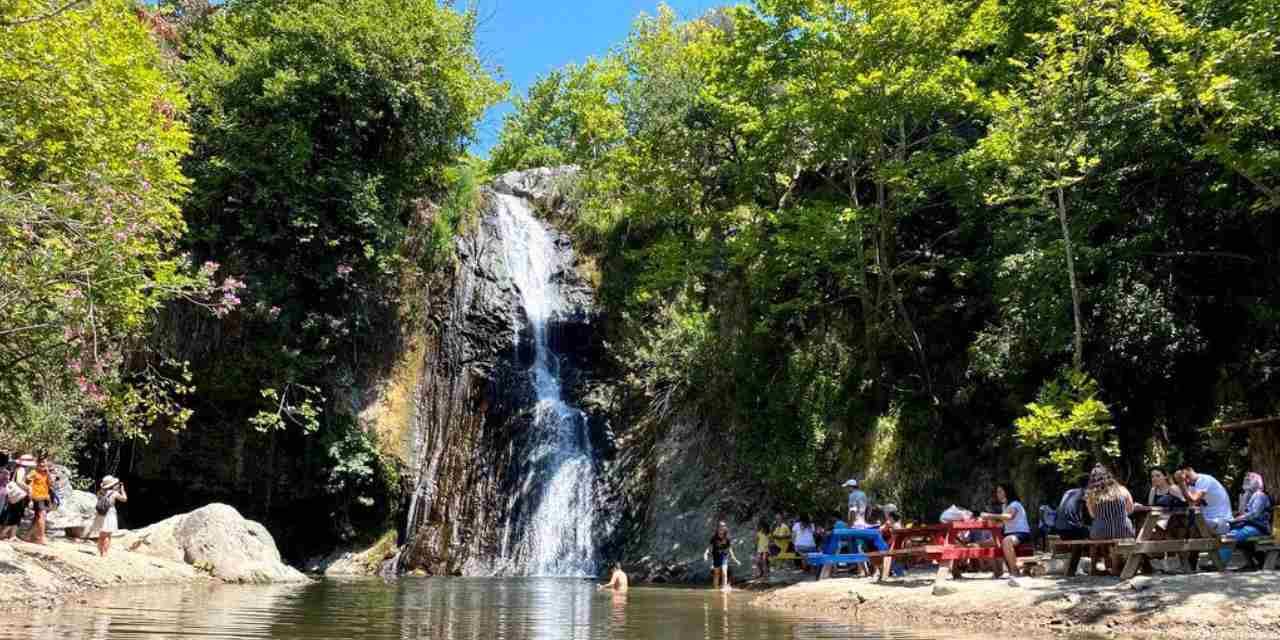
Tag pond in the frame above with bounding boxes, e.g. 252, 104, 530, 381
16, 577, 978, 639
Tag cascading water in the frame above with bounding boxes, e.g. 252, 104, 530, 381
492, 193, 599, 577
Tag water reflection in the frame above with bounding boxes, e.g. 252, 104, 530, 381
13, 577, 1009, 640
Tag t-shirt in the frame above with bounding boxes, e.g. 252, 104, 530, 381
1004, 500, 1031, 535
755, 532, 770, 553
1193, 474, 1231, 522
27, 470, 50, 501
1238, 492, 1273, 535
847, 490, 868, 522
793, 524, 816, 548
1055, 488, 1088, 531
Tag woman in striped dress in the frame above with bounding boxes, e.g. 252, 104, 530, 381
1086, 464, 1136, 575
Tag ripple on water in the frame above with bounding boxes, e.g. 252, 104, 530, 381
15, 577, 997, 640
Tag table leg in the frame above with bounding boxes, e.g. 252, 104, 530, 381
935, 561, 953, 582
1120, 553, 1143, 580
1066, 547, 1083, 577
1184, 551, 1198, 573
1264, 550, 1279, 571
1209, 546, 1228, 572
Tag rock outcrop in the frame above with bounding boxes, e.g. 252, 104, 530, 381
118, 503, 307, 583
492, 165, 579, 213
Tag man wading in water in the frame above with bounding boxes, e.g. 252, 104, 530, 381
598, 562, 629, 592
704, 521, 741, 592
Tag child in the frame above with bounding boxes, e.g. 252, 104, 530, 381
754, 520, 771, 579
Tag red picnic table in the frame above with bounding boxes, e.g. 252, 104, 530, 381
878, 519, 1033, 580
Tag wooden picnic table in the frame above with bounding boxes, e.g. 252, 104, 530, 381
1114, 506, 1235, 579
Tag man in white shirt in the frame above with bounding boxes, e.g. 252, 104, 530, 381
1176, 465, 1232, 533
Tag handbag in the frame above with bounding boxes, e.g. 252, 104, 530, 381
5, 481, 27, 505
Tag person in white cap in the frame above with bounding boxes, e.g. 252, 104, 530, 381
87, 475, 127, 556
844, 478, 868, 526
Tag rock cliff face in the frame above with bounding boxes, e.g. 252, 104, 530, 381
398, 167, 613, 575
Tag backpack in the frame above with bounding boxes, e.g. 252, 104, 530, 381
95, 492, 114, 516
5, 481, 26, 505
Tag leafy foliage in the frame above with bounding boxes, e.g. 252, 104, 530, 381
1015, 371, 1118, 477
496, 0, 1280, 514
0, 0, 221, 440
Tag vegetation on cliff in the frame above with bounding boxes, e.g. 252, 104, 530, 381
2, 0, 500, 551
492, 0, 1280, 517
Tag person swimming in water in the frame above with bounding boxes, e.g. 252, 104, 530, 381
599, 562, 629, 592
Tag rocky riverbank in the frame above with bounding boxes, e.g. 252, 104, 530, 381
0, 503, 307, 612
751, 570, 1280, 639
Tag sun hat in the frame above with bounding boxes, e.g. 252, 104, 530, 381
842, 478, 859, 488
881, 503, 898, 514
17, 454, 35, 468
100, 475, 121, 490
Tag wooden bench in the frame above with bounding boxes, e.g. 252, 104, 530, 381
1050, 539, 1127, 576
1256, 540, 1278, 570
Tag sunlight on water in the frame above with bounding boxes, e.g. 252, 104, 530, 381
12, 578, 1003, 640
493, 194, 600, 577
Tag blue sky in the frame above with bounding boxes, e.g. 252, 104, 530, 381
469, 0, 718, 156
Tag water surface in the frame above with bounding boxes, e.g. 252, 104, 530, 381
19, 577, 968, 639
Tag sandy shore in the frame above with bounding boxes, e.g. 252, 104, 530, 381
751, 567, 1280, 639
0, 538, 211, 611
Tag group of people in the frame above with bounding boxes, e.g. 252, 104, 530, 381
1, 453, 129, 556
693, 464, 1274, 591
1045, 463, 1274, 575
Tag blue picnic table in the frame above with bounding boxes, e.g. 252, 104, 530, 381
804, 526, 890, 579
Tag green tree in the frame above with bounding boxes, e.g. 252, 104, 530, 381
0, 0, 213, 439
180, 0, 504, 428
976, 0, 1188, 372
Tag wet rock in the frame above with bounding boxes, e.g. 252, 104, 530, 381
118, 503, 307, 583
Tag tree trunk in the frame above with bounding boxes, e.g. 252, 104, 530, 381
1055, 186, 1085, 371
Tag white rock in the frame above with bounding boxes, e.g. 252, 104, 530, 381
119, 503, 307, 584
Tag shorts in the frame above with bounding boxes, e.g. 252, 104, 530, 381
1003, 532, 1030, 546
712, 552, 728, 568
31, 499, 52, 513
1205, 518, 1230, 535
795, 545, 818, 553
1, 499, 25, 526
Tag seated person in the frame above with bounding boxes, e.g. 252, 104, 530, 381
1176, 464, 1234, 566
771, 513, 793, 554
980, 483, 1033, 586
1228, 472, 1273, 571
1086, 465, 1136, 576
792, 515, 818, 553
1146, 467, 1187, 509
1054, 474, 1091, 541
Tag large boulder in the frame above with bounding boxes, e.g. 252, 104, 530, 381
45, 489, 98, 537
118, 503, 307, 584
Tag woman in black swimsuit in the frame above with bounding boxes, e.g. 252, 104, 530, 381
703, 521, 740, 591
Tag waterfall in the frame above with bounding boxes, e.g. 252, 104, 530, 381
492, 193, 599, 577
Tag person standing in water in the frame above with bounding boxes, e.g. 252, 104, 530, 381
703, 521, 740, 592
598, 562, 629, 592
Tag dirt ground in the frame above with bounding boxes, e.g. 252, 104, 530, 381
751, 565, 1280, 639
0, 537, 211, 612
